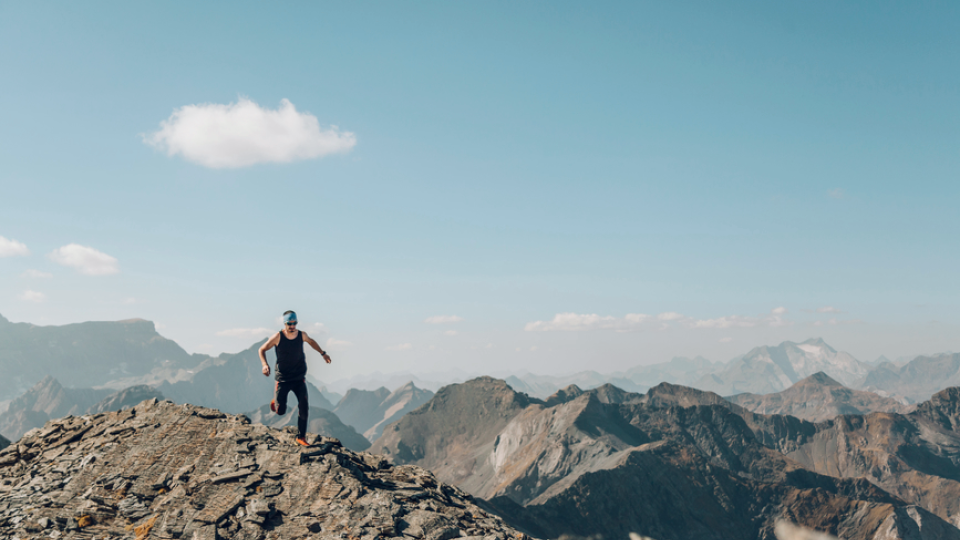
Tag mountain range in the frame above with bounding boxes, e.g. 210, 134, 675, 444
372, 376, 960, 539
0, 314, 204, 401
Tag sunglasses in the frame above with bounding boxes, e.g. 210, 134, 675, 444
286, 321, 298, 326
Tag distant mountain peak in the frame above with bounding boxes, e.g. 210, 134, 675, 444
798, 337, 837, 353
797, 371, 844, 387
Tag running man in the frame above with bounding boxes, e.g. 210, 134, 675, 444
259, 310, 332, 446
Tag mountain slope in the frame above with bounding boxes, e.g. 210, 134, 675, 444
729, 372, 912, 422
0, 435, 7, 451
332, 387, 391, 434
0, 314, 204, 401
758, 387, 960, 527
371, 377, 541, 492
244, 403, 371, 451
362, 382, 434, 442
861, 353, 960, 403
0, 377, 112, 440
0, 399, 530, 540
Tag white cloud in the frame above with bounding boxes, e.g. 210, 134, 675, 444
828, 188, 845, 199
216, 327, 273, 338
719, 337, 733, 343
816, 306, 843, 314
527, 307, 792, 332
0, 236, 29, 257
525, 312, 652, 332
326, 338, 353, 349
530, 346, 538, 351
812, 317, 861, 327
48, 244, 119, 275
444, 330, 458, 336
21, 269, 52, 278
424, 315, 464, 324
19, 290, 45, 302
144, 98, 356, 169
386, 343, 413, 351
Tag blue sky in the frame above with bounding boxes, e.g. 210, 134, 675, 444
1, 2, 958, 379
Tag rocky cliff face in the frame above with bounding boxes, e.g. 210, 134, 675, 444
0, 399, 532, 540
729, 372, 912, 422
373, 377, 960, 540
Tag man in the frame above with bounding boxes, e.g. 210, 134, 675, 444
259, 310, 332, 446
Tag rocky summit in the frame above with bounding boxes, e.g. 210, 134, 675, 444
0, 399, 531, 540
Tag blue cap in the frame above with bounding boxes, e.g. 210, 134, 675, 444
283, 311, 297, 324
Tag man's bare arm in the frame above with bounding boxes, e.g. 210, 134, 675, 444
301, 332, 332, 364
258, 333, 281, 376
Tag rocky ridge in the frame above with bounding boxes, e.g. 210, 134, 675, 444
0, 399, 532, 540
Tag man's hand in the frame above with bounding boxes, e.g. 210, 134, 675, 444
262, 365, 271, 377
322, 352, 332, 364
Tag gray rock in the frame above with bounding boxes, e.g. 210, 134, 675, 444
0, 398, 532, 540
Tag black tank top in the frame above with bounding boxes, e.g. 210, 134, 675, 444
275, 330, 307, 382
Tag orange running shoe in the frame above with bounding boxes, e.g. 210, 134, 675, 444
295, 437, 310, 447
270, 400, 277, 413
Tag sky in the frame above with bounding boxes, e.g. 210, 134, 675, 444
1, 1, 958, 381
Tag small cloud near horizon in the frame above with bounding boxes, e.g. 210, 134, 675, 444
719, 337, 733, 343
0, 236, 30, 257
21, 269, 52, 278
386, 343, 413, 351
326, 338, 352, 349
526, 307, 791, 332
144, 97, 356, 169
816, 306, 843, 314
19, 290, 45, 303
444, 330, 458, 336
424, 315, 463, 324
216, 327, 273, 338
828, 188, 845, 199
48, 244, 119, 275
